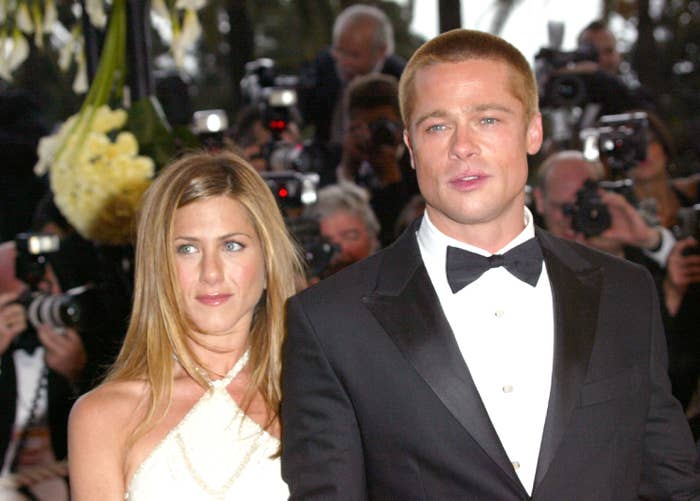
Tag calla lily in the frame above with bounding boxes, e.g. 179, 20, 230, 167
86, 0, 107, 29
151, 0, 169, 21
44, 0, 58, 32
180, 9, 202, 47
16, 3, 34, 34
0, 0, 7, 25
175, 0, 206, 10
0, 29, 30, 81
73, 49, 88, 94
58, 26, 79, 71
31, 2, 44, 48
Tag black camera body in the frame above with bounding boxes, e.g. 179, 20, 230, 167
673, 205, 700, 255
285, 216, 338, 279
535, 44, 599, 108
12, 233, 91, 352
581, 112, 648, 174
261, 170, 320, 212
563, 179, 612, 237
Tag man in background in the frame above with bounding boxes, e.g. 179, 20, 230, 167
298, 4, 405, 146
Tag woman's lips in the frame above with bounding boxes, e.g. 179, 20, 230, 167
196, 294, 232, 306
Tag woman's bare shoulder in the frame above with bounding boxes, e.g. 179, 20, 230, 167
70, 379, 149, 435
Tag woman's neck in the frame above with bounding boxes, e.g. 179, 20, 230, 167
186, 333, 249, 380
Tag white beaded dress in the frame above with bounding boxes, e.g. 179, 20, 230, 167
125, 351, 288, 500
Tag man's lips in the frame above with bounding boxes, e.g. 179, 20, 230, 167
449, 173, 488, 190
196, 294, 232, 306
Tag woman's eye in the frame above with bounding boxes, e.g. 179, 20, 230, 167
224, 241, 243, 252
176, 244, 197, 254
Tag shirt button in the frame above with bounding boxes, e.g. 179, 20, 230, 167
502, 384, 514, 393
512, 461, 520, 470
494, 309, 505, 318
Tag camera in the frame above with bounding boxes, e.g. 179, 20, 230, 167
673, 205, 700, 255
192, 109, 228, 149
581, 112, 648, 174
563, 179, 612, 237
12, 233, 91, 352
285, 216, 338, 279
261, 170, 319, 212
535, 44, 599, 108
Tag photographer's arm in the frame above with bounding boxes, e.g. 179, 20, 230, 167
663, 238, 700, 316
0, 292, 27, 355
595, 191, 675, 265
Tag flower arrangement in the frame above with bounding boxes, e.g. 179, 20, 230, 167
23, 0, 203, 245
0, 1, 207, 85
35, 105, 155, 244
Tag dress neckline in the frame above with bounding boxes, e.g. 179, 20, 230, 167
196, 349, 250, 390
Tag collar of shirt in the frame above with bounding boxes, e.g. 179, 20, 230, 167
416, 206, 537, 282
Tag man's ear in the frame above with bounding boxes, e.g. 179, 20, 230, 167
526, 112, 544, 155
403, 129, 415, 170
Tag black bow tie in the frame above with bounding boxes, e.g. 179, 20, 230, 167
445, 238, 544, 293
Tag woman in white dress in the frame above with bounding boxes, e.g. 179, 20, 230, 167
67, 151, 305, 500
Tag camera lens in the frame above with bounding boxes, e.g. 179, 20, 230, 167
27, 293, 81, 330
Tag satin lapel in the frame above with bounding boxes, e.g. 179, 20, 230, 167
362, 223, 521, 488
533, 230, 603, 491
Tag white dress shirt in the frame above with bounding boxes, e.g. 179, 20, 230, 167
417, 208, 554, 495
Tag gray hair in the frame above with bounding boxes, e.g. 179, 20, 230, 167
303, 182, 381, 240
333, 4, 395, 55
536, 150, 604, 195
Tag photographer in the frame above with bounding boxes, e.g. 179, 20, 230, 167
0, 197, 129, 499
533, 150, 671, 261
337, 73, 417, 246
297, 4, 405, 146
302, 182, 380, 278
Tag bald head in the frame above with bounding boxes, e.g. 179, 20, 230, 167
534, 151, 603, 239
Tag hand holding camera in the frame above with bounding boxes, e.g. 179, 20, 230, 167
0, 291, 28, 355
36, 324, 86, 383
664, 238, 700, 316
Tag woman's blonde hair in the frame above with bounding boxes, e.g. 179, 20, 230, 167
106, 149, 305, 438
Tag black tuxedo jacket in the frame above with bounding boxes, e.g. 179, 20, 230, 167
281, 221, 700, 500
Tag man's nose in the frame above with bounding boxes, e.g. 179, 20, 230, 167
450, 125, 480, 159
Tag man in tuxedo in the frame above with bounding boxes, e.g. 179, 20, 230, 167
281, 29, 700, 499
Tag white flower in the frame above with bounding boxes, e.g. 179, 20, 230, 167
151, 0, 170, 21
44, 0, 58, 32
73, 49, 88, 94
85, 0, 107, 29
58, 26, 78, 71
175, 0, 207, 10
0, 0, 7, 25
172, 8, 201, 69
0, 30, 30, 82
16, 3, 34, 34
32, 3, 44, 49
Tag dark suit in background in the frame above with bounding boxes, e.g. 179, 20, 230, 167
297, 49, 405, 144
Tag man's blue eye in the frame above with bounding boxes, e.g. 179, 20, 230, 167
427, 124, 447, 133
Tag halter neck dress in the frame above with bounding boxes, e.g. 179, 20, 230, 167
125, 351, 288, 500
